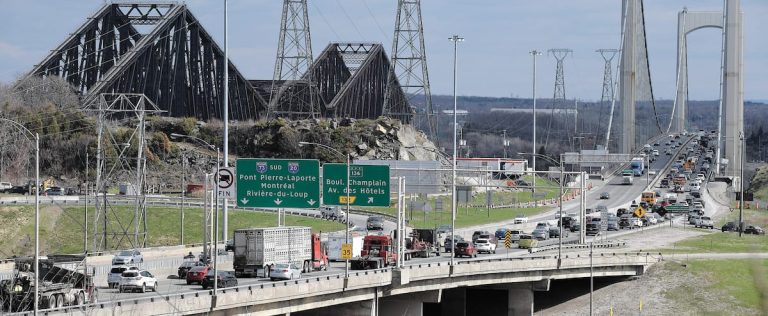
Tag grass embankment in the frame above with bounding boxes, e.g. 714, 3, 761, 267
662, 259, 768, 314
362, 176, 560, 229
0, 205, 344, 256
654, 208, 768, 254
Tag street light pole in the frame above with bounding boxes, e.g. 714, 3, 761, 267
449, 34, 463, 267
520, 152, 564, 267
739, 132, 744, 237
169, 133, 220, 263
298, 142, 350, 279
530, 50, 542, 193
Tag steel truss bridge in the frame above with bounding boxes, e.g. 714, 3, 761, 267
22, 2, 412, 123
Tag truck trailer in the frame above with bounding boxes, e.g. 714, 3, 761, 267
326, 235, 364, 261
233, 226, 328, 277
0, 255, 94, 312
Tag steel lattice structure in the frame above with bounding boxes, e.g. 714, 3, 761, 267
385, 0, 435, 140
24, 2, 266, 121
268, 0, 319, 118
269, 43, 412, 122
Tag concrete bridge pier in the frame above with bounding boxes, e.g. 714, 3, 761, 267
379, 289, 442, 316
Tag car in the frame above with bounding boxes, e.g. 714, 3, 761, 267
108, 265, 139, 289
616, 208, 631, 217
585, 223, 600, 236
474, 238, 496, 254
599, 192, 610, 199
618, 217, 631, 229
43, 186, 65, 196
366, 216, 384, 230
269, 263, 302, 281
472, 230, 491, 242
495, 228, 510, 240
569, 221, 581, 232
744, 225, 766, 235
690, 191, 702, 198
444, 235, 464, 252
630, 217, 643, 228
178, 260, 206, 278
225, 239, 234, 252
644, 214, 658, 225
535, 222, 550, 230
688, 215, 700, 225
320, 205, 346, 219
558, 216, 576, 229
696, 173, 706, 181
606, 220, 619, 231
595, 205, 608, 213
118, 270, 158, 293
514, 214, 529, 224
186, 265, 211, 285
112, 250, 143, 265
6, 185, 29, 194
532, 227, 550, 240
649, 170, 657, 176
517, 234, 538, 249
508, 230, 523, 243
454, 241, 477, 258
202, 270, 238, 289
436, 225, 452, 235
652, 150, 660, 156
721, 221, 741, 232
548, 226, 568, 238
695, 216, 714, 229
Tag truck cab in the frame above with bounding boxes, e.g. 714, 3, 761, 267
352, 235, 397, 270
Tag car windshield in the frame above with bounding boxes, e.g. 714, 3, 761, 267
118, 251, 133, 256
274, 263, 290, 269
475, 239, 488, 244
122, 271, 138, 277
456, 242, 469, 247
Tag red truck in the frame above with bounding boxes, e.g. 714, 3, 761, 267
351, 235, 399, 270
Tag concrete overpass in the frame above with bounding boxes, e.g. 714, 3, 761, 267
39, 253, 656, 316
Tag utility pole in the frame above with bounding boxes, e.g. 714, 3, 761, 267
386, 0, 436, 143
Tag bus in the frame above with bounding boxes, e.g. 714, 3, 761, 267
641, 191, 656, 205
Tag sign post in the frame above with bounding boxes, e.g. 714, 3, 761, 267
323, 164, 390, 207
235, 159, 320, 208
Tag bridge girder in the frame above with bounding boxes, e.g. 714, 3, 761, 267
23, 2, 267, 121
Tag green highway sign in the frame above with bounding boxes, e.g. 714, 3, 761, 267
323, 164, 390, 207
236, 159, 320, 208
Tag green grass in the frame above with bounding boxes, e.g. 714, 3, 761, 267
662, 259, 768, 314
656, 232, 768, 254
0, 205, 344, 256
653, 207, 768, 254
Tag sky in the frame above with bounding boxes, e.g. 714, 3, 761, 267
0, 0, 766, 102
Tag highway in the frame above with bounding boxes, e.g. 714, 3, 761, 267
4, 132, 726, 313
